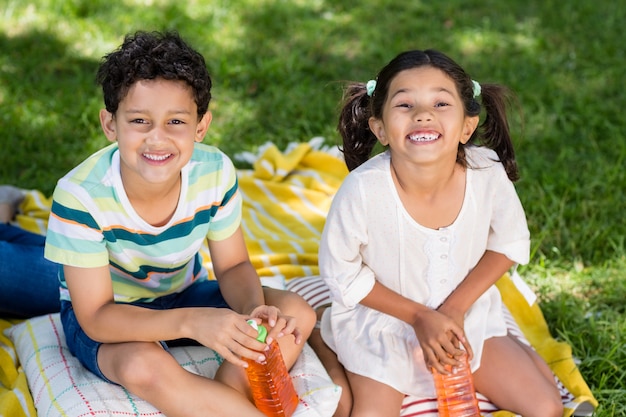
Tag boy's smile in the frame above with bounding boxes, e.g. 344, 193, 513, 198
99, 78, 211, 197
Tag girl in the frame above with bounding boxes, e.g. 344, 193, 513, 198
317, 50, 563, 417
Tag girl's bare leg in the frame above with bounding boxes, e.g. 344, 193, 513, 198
307, 305, 352, 417
346, 370, 404, 417
473, 334, 563, 417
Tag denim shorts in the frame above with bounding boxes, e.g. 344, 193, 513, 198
60, 279, 230, 383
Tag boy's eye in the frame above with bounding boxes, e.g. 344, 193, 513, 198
170, 119, 185, 125
130, 118, 147, 124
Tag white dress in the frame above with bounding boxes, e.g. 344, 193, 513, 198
319, 146, 530, 398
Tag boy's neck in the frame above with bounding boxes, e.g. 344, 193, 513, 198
122, 174, 182, 227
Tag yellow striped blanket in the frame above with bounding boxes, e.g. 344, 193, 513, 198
1, 139, 597, 416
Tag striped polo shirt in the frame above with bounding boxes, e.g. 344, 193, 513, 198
44, 142, 241, 303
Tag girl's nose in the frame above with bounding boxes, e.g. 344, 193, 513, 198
415, 110, 433, 122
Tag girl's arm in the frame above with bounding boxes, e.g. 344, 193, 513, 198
360, 280, 470, 373
438, 250, 514, 324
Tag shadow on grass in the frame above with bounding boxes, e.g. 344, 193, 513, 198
0, 30, 102, 194
0, 1, 624, 266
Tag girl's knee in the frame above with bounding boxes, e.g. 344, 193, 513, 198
517, 386, 563, 417
542, 394, 564, 417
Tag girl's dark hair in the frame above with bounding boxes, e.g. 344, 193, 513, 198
338, 49, 519, 181
96, 30, 212, 120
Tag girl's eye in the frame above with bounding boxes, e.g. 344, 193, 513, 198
435, 101, 450, 108
394, 103, 412, 108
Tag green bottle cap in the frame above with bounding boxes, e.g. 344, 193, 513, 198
247, 319, 268, 343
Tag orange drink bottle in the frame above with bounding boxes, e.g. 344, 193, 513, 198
432, 350, 481, 417
245, 320, 299, 417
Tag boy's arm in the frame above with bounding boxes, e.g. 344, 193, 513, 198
64, 260, 267, 367
64, 264, 191, 343
208, 226, 299, 343
208, 225, 265, 315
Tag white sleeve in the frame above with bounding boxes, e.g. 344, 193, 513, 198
319, 174, 376, 309
486, 167, 530, 265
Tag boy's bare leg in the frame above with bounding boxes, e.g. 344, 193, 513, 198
99, 341, 265, 417
307, 305, 353, 417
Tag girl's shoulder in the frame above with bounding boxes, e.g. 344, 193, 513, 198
465, 145, 499, 165
352, 150, 389, 175
465, 146, 507, 176
338, 151, 390, 196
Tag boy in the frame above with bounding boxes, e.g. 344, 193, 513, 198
44, 31, 316, 417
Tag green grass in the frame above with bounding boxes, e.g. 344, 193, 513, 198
1, 0, 624, 414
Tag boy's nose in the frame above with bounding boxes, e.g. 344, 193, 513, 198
146, 126, 168, 143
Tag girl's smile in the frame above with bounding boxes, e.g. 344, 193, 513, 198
407, 130, 440, 143
369, 66, 478, 168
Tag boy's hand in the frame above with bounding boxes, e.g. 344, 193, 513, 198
248, 305, 301, 345
190, 308, 269, 369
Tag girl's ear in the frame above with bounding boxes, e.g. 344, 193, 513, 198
194, 111, 212, 142
368, 117, 388, 146
99, 109, 117, 142
461, 115, 480, 144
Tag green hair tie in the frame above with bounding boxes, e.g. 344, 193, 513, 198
472, 80, 481, 98
366, 79, 377, 97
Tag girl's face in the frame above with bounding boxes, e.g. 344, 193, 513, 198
368, 66, 478, 168
99, 78, 211, 191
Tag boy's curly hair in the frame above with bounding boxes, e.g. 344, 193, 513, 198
96, 31, 211, 119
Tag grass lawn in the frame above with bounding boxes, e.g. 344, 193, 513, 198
1, 1, 624, 415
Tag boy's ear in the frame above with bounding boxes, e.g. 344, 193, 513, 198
195, 111, 212, 142
99, 109, 117, 142
461, 115, 480, 144
368, 117, 388, 146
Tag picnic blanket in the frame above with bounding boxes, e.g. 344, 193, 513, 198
1, 138, 597, 416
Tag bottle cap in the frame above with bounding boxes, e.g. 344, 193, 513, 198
247, 319, 268, 343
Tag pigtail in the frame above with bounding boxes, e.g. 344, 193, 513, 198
477, 83, 520, 182
337, 83, 379, 171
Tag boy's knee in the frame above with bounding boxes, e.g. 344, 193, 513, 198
106, 344, 165, 390
269, 288, 317, 327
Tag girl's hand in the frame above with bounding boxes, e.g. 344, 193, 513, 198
412, 308, 472, 374
248, 305, 301, 345
436, 304, 473, 360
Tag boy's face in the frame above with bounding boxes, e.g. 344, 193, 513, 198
99, 78, 211, 191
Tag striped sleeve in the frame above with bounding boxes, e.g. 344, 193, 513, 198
44, 182, 109, 268
194, 149, 242, 241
